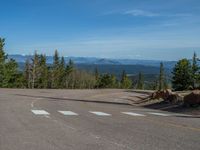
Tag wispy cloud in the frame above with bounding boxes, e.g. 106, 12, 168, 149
106, 9, 192, 18
128, 10, 192, 17
123, 9, 159, 17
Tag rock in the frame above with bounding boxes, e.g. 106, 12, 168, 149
151, 89, 183, 104
151, 91, 165, 99
184, 90, 200, 107
163, 89, 172, 100
165, 89, 172, 97
167, 93, 183, 104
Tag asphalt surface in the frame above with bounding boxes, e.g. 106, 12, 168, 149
0, 89, 199, 150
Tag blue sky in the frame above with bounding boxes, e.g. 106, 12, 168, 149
1, 0, 200, 60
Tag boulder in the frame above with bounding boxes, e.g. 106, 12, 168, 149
163, 89, 173, 100
151, 91, 165, 99
184, 90, 200, 107
167, 93, 183, 104
151, 89, 183, 104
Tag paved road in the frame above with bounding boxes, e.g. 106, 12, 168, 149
0, 89, 199, 150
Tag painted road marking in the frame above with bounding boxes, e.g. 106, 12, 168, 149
31, 110, 49, 115
122, 112, 146, 117
89, 111, 111, 116
58, 111, 78, 116
148, 112, 171, 116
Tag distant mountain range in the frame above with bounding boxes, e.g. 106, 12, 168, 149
8, 54, 183, 80
8, 54, 177, 69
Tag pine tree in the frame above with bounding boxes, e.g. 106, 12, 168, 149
53, 50, 60, 66
98, 74, 117, 88
94, 67, 99, 88
38, 54, 49, 88
0, 38, 7, 64
159, 62, 165, 90
110, 74, 117, 88
24, 59, 31, 88
0, 38, 21, 88
172, 59, 193, 91
120, 70, 132, 89
58, 56, 66, 88
65, 59, 74, 88
192, 52, 199, 89
137, 72, 144, 89
68, 59, 74, 73
0, 38, 6, 87
51, 50, 60, 88
2, 59, 19, 88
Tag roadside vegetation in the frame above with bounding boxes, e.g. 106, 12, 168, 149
0, 38, 199, 90
0, 38, 132, 89
172, 53, 200, 91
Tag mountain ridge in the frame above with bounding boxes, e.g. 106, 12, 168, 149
8, 54, 177, 69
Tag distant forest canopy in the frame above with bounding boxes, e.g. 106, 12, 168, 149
0, 38, 199, 90
17, 62, 171, 78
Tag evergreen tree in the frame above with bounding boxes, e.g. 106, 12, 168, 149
94, 67, 99, 88
65, 59, 75, 88
98, 74, 117, 88
15, 72, 25, 88
24, 59, 31, 88
0, 38, 7, 64
110, 74, 118, 88
172, 59, 193, 91
53, 50, 60, 66
2, 59, 19, 88
51, 50, 60, 88
67, 59, 74, 74
38, 54, 49, 88
192, 52, 199, 89
0, 38, 6, 87
0, 38, 21, 88
120, 70, 132, 89
58, 56, 66, 88
159, 62, 165, 90
137, 72, 144, 89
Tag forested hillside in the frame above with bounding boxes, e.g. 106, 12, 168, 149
1, 38, 199, 90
